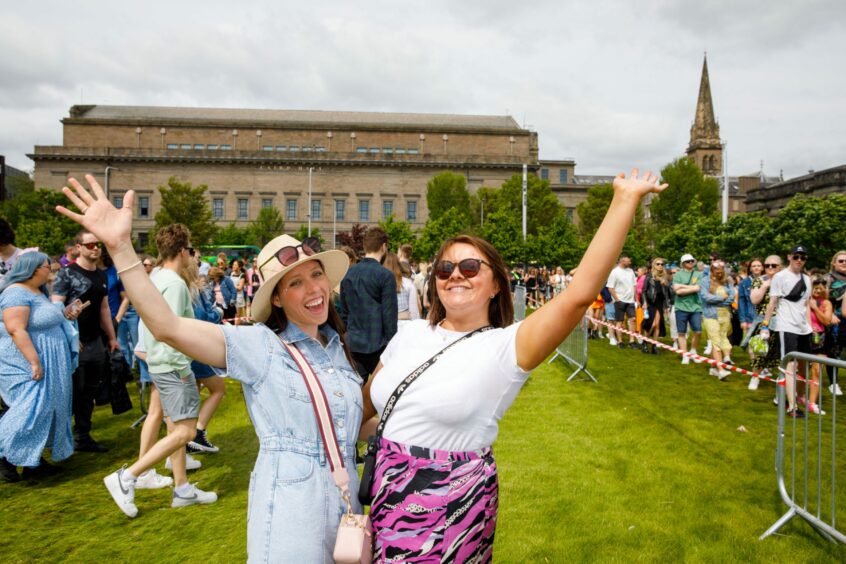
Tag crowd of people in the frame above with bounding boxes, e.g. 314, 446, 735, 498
584, 247, 846, 418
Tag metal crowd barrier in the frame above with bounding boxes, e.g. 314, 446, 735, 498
760, 352, 846, 544
513, 284, 526, 322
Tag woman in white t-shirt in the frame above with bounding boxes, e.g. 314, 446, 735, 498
382, 251, 420, 328
360, 169, 666, 561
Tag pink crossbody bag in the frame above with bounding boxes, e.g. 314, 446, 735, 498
279, 339, 372, 564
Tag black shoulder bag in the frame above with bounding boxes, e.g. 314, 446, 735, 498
358, 325, 493, 506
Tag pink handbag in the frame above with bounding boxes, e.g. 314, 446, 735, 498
280, 340, 373, 564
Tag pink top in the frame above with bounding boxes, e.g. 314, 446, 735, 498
810, 299, 826, 333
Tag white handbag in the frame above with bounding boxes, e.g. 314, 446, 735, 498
280, 339, 372, 564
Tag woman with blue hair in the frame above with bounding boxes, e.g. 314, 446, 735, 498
0, 251, 78, 481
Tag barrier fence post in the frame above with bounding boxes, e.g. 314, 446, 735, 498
547, 316, 597, 382
760, 351, 846, 544
513, 285, 526, 322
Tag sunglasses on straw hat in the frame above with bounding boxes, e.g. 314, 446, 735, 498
259, 237, 321, 270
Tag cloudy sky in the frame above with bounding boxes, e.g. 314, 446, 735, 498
2, 0, 844, 181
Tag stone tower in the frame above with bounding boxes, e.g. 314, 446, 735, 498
686, 55, 722, 175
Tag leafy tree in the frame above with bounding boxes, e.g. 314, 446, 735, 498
478, 209, 527, 265
416, 208, 470, 261
0, 189, 82, 256
528, 215, 584, 269
655, 199, 722, 262
426, 171, 471, 223
213, 223, 252, 246
5, 173, 34, 199
293, 224, 325, 248
378, 215, 417, 253
765, 193, 846, 269
247, 207, 285, 247
490, 173, 563, 237
575, 183, 614, 239
651, 157, 720, 233
337, 223, 368, 257
469, 186, 501, 231
715, 211, 773, 262
148, 177, 218, 255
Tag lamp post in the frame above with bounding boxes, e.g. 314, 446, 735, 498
721, 140, 729, 224
104, 166, 120, 200
481, 196, 486, 227
307, 167, 313, 237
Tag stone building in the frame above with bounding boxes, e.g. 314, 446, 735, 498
30, 105, 539, 247
746, 165, 846, 215
687, 55, 723, 177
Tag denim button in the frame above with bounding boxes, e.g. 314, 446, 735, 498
337, 420, 345, 428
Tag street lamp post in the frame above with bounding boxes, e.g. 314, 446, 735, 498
333, 199, 337, 249
721, 140, 729, 224
481, 196, 486, 227
104, 166, 120, 200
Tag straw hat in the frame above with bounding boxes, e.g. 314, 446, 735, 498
251, 234, 349, 323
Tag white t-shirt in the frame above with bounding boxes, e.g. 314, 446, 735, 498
770, 269, 812, 335
607, 266, 636, 304
373, 319, 529, 451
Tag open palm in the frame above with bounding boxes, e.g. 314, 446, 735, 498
55, 174, 135, 249
612, 168, 668, 199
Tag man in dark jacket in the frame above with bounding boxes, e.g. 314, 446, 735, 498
339, 227, 397, 381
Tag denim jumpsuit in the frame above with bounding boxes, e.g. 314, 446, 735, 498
220, 322, 363, 563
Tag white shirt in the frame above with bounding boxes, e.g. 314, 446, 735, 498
396, 277, 421, 323
373, 320, 529, 451
770, 269, 812, 335
607, 266, 637, 304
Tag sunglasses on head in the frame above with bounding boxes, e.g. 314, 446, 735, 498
80, 242, 101, 250
262, 237, 321, 270
434, 258, 491, 280
764, 263, 779, 268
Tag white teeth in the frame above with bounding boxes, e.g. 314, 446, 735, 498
305, 297, 324, 308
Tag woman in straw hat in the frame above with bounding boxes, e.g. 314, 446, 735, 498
360, 169, 666, 561
57, 175, 361, 563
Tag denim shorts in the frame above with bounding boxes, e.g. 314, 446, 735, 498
675, 310, 702, 334
604, 302, 616, 320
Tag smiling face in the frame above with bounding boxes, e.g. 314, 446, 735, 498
271, 260, 330, 336
435, 242, 499, 325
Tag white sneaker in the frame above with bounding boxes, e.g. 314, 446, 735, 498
808, 402, 826, 415
135, 469, 174, 490
703, 342, 713, 355
681, 355, 690, 365
691, 349, 704, 364
166, 452, 202, 471
172, 483, 218, 508
718, 368, 731, 380
609, 338, 618, 346
709, 368, 721, 377
103, 467, 138, 518
831, 384, 844, 397
748, 377, 760, 391
761, 368, 772, 378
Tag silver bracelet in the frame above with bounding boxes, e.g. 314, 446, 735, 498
116, 260, 142, 275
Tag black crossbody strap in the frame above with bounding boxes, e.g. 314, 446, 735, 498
373, 325, 494, 440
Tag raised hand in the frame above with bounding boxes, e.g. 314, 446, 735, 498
55, 174, 135, 251
612, 168, 668, 200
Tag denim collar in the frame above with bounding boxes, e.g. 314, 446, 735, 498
277, 321, 340, 348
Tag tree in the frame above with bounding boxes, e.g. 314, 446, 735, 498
293, 224, 325, 248
247, 207, 285, 247
148, 177, 218, 255
491, 173, 563, 236
426, 171, 471, 223
0, 189, 82, 256
766, 193, 846, 269
575, 183, 614, 238
416, 208, 470, 261
337, 223, 368, 257
528, 215, 584, 269
5, 173, 34, 199
715, 211, 773, 262
651, 157, 720, 233
212, 223, 252, 246
655, 199, 722, 262
478, 209, 527, 265
378, 215, 417, 254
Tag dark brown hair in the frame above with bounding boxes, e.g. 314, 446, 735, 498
155, 223, 191, 261
427, 234, 513, 328
363, 227, 388, 254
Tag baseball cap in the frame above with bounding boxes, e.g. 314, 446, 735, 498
789, 245, 808, 255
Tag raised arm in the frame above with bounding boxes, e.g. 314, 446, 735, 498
56, 175, 226, 367
515, 168, 666, 370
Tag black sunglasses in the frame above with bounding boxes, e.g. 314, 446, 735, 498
261, 237, 321, 270
654, 262, 665, 266
434, 258, 492, 280
764, 263, 779, 268
791, 254, 807, 261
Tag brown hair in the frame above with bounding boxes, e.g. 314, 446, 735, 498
155, 224, 191, 261
427, 235, 513, 328
381, 252, 403, 293
709, 261, 727, 293
650, 257, 666, 281
208, 267, 224, 281
363, 227, 388, 254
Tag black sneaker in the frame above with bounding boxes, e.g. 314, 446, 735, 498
641, 342, 650, 353
22, 459, 62, 479
188, 429, 220, 454
651, 344, 659, 355
75, 438, 109, 453
618, 342, 626, 349
629, 342, 640, 350
0, 457, 19, 483
787, 408, 805, 419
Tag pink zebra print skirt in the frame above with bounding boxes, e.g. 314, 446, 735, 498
369, 437, 498, 563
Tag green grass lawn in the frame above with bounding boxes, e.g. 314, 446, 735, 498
3, 339, 846, 563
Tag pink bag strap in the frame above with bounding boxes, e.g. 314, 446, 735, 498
278, 338, 350, 496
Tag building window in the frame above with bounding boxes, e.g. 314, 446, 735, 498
359, 200, 369, 221
369, 147, 379, 154
220, 144, 232, 150
559, 169, 568, 184
213, 198, 224, 219
289, 146, 300, 152
137, 232, 148, 249
286, 199, 297, 221
383, 200, 393, 219
566, 208, 574, 221
262, 145, 274, 152
383, 148, 393, 154
238, 198, 249, 220
335, 199, 345, 220
540, 168, 549, 180
194, 144, 204, 150
311, 200, 321, 221
396, 148, 407, 154
261, 198, 273, 209
276, 145, 287, 151
407, 201, 417, 221
166, 143, 178, 150
112, 196, 123, 208
207, 144, 218, 150
180, 144, 191, 150
139, 196, 150, 218
407, 148, 419, 155
356, 147, 367, 154
315, 146, 327, 153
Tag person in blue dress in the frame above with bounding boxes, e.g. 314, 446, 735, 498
0, 252, 78, 482
58, 174, 363, 562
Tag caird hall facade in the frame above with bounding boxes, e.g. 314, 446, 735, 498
31, 105, 579, 247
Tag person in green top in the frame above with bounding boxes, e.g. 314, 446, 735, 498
103, 224, 217, 518
673, 253, 704, 365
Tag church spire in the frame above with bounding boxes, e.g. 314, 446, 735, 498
686, 54, 722, 175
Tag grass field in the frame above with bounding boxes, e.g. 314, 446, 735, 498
3, 336, 846, 563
